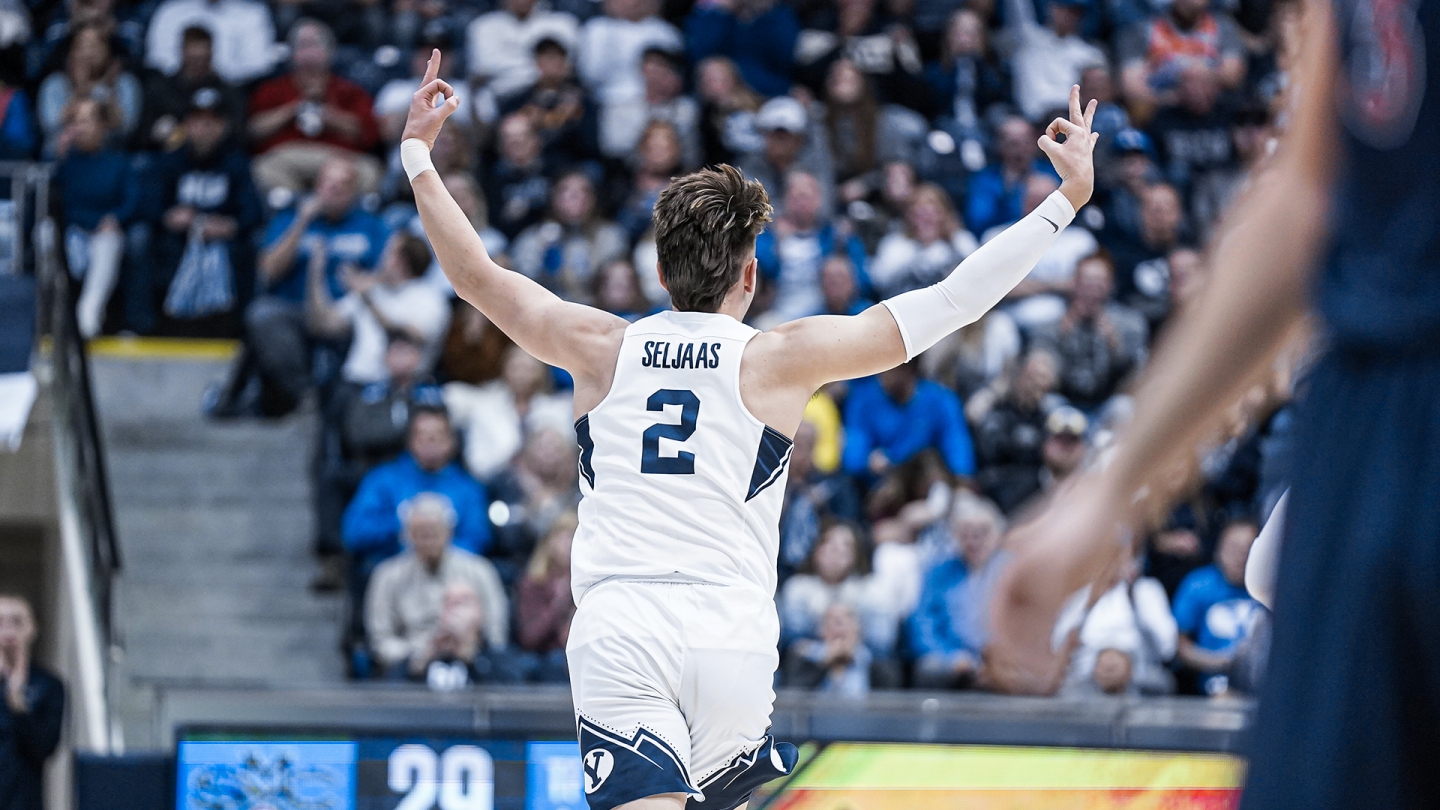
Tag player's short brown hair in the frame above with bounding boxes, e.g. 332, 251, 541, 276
652, 164, 772, 312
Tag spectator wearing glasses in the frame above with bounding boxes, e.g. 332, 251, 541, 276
247, 19, 381, 194
365, 492, 512, 684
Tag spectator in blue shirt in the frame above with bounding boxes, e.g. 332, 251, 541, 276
964, 115, 1059, 236
907, 492, 1010, 688
245, 156, 389, 415
55, 97, 143, 338
841, 362, 976, 483
343, 405, 493, 620
684, 0, 799, 98
1172, 516, 1263, 695
0, 80, 36, 160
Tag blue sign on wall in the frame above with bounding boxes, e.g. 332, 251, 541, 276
177, 741, 358, 810
525, 742, 584, 810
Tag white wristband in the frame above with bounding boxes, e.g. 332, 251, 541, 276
400, 138, 435, 182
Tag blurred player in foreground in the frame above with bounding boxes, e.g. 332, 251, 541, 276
991, 1, 1440, 807
401, 52, 1097, 810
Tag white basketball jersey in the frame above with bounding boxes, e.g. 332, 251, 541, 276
571, 311, 794, 600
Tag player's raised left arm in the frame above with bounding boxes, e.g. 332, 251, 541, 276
764, 86, 1099, 392
400, 51, 625, 380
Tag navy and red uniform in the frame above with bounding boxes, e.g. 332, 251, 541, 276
1241, 0, 1440, 807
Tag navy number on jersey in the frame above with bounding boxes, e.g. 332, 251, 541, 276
641, 389, 700, 474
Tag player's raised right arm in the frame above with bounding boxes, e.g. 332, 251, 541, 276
400, 51, 626, 379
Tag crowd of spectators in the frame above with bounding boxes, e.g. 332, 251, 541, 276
27, 0, 1301, 693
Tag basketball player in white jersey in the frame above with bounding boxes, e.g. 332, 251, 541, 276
399, 52, 1098, 810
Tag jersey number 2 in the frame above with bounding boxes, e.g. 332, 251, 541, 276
641, 389, 700, 474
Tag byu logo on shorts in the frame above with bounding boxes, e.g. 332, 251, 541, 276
582, 749, 614, 794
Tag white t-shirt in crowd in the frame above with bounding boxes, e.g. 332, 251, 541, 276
466, 9, 579, 99
443, 381, 575, 481
336, 279, 451, 384
145, 0, 278, 83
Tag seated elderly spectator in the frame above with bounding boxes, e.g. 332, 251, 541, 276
784, 602, 890, 697
1172, 516, 1264, 695
55, 98, 140, 338
1033, 252, 1148, 412
615, 120, 682, 243
576, 0, 682, 158
515, 513, 577, 683
467, 0, 578, 102
753, 170, 868, 324
510, 171, 627, 304
1108, 182, 1189, 327
1000, 0, 1104, 122
737, 96, 835, 221
444, 346, 573, 482
144, 0, 277, 83
907, 492, 1009, 689
919, 310, 1021, 402
305, 232, 451, 388
694, 56, 762, 167
486, 427, 580, 585
842, 361, 975, 485
790, 0, 929, 111
868, 183, 977, 298
965, 116, 1058, 237
685, 0, 798, 98
247, 19, 381, 194
142, 87, 262, 336
486, 113, 554, 239
0, 594, 65, 810
924, 9, 1010, 148
778, 421, 862, 583
365, 492, 512, 685
989, 173, 1099, 332
344, 405, 492, 585
779, 522, 893, 655
973, 348, 1063, 512
136, 27, 246, 153
39, 22, 142, 156
1056, 552, 1177, 696
243, 157, 388, 415
498, 37, 598, 168
1117, 0, 1245, 110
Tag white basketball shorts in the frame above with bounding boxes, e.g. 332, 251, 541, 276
566, 579, 797, 810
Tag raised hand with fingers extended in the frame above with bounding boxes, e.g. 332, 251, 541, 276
401, 49, 462, 153
1038, 84, 1100, 213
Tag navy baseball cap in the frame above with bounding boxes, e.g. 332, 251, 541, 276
1113, 127, 1154, 157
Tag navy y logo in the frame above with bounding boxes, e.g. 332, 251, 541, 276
583, 749, 614, 794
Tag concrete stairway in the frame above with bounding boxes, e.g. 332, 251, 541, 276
90, 349, 345, 747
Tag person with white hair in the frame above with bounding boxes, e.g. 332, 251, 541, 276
365, 491, 512, 682
906, 491, 1011, 689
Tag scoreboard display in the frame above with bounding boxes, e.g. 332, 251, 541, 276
176, 734, 584, 810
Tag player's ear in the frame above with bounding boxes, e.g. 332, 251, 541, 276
742, 257, 757, 293
655, 261, 668, 293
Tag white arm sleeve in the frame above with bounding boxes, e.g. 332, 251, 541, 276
881, 190, 1076, 361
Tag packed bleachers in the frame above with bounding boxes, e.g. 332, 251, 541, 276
33, 0, 1300, 698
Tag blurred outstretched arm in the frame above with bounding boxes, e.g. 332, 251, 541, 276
986, 0, 1340, 695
